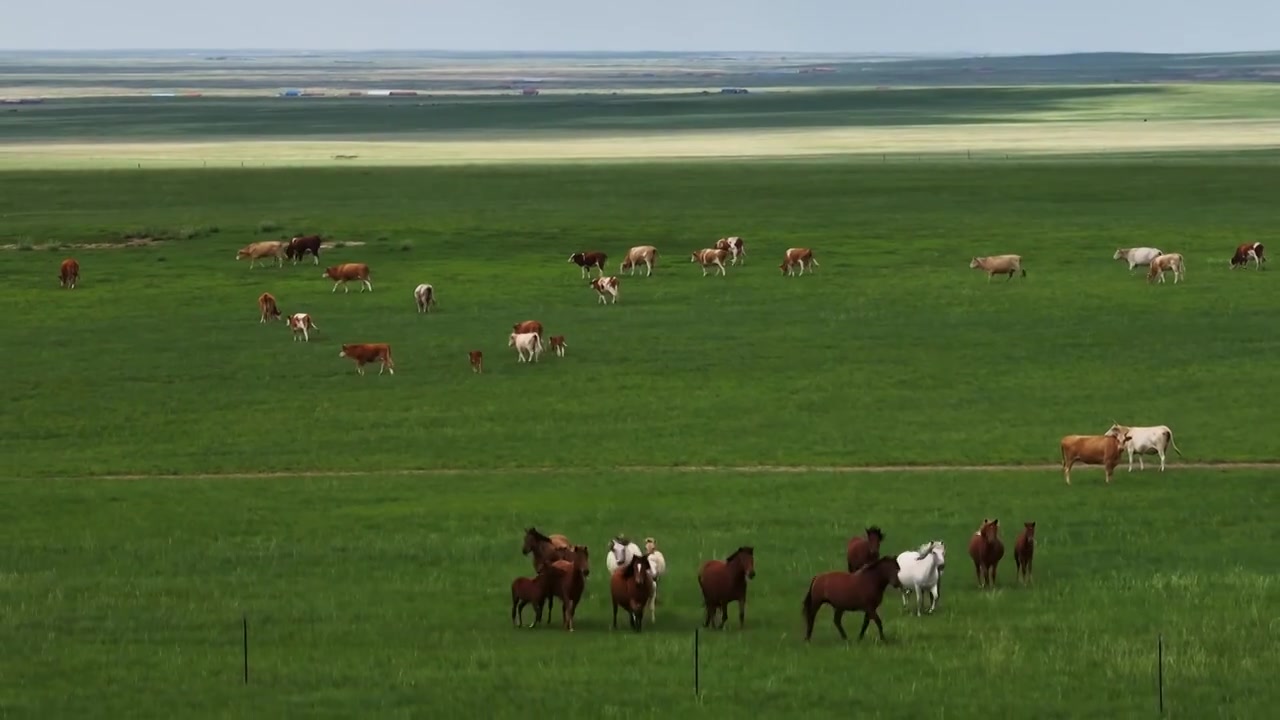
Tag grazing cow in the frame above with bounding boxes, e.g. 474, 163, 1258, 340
512, 320, 543, 336
509, 331, 543, 363
643, 537, 667, 623
258, 292, 281, 323
510, 570, 553, 628
1104, 422, 1184, 472
1113, 247, 1163, 272
287, 312, 317, 342
610, 555, 655, 633
286, 235, 322, 265
619, 245, 658, 277
967, 518, 1004, 589
338, 343, 395, 376
846, 526, 886, 572
691, 248, 729, 277
469, 350, 484, 374
896, 541, 947, 616
548, 335, 567, 357
322, 263, 373, 293
1230, 242, 1266, 270
780, 247, 818, 276
235, 241, 287, 269
1059, 426, 1131, 485
413, 283, 437, 313
1147, 253, 1185, 284
58, 258, 79, 289
716, 236, 745, 265
968, 254, 1025, 281
590, 276, 620, 304
1014, 522, 1036, 585
568, 251, 608, 278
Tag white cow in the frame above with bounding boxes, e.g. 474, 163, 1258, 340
1113, 247, 1164, 272
896, 540, 946, 616
643, 537, 667, 622
1105, 423, 1184, 471
716, 237, 745, 266
413, 283, 437, 313
286, 313, 317, 342
508, 331, 543, 363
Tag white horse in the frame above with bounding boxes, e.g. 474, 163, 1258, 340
643, 537, 667, 622
896, 540, 947, 616
606, 536, 642, 575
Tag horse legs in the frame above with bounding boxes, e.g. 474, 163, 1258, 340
738, 598, 747, 630
612, 602, 620, 630
867, 610, 888, 642
832, 609, 848, 640
512, 598, 521, 627
900, 587, 910, 610
633, 609, 644, 633
718, 605, 730, 629
703, 604, 714, 628
532, 600, 544, 628
915, 587, 925, 616
974, 560, 985, 588
928, 585, 940, 614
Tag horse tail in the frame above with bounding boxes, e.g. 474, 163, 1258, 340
801, 575, 818, 616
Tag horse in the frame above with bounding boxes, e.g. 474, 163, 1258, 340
846, 526, 886, 572
1014, 522, 1036, 585
510, 568, 553, 628
543, 545, 591, 632
895, 541, 946, 615
643, 536, 667, 622
610, 555, 655, 632
968, 518, 1004, 589
698, 546, 756, 630
802, 556, 903, 642
606, 535, 642, 575
522, 527, 580, 613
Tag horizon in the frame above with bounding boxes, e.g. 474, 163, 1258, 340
2, 48, 1279, 57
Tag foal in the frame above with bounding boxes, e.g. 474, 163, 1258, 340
1014, 522, 1036, 585
967, 518, 1005, 589
698, 546, 756, 630
802, 556, 903, 642
610, 555, 655, 632
846, 526, 886, 572
510, 566, 553, 628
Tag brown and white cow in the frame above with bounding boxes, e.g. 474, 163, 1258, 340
58, 258, 79, 289
590, 276, 620, 304
513, 320, 544, 336
322, 263, 373, 293
338, 343, 395, 375
236, 241, 287, 269
469, 350, 484, 374
548, 335, 567, 357
1230, 242, 1266, 270
715, 236, 745, 266
287, 312, 317, 342
969, 254, 1025, 282
1146, 253, 1184, 284
1059, 426, 1132, 485
258, 292, 281, 323
414, 283, 437, 313
691, 248, 729, 277
780, 247, 818, 276
568, 251, 608, 278
619, 245, 658, 277
286, 235, 323, 265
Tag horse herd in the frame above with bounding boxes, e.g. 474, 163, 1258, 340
516, 519, 1036, 643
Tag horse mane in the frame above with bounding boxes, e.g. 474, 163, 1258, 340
865, 526, 885, 540
726, 546, 754, 563
526, 527, 552, 544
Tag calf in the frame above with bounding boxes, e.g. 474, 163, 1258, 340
58, 258, 79, 289
509, 332, 543, 363
513, 320, 544, 336
1146, 253, 1184, 284
287, 312, 317, 342
1105, 422, 1184, 472
780, 247, 818, 276
258, 292, 281, 323
548, 335, 567, 357
716, 236, 745, 265
590, 276, 620, 304
338, 343, 395, 376
619, 245, 658, 277
1059, 427, 1131, 485
968, 254, 1025, 281
568, 251, 608, 278
691, 248, 729, 277
414, 283, 437, 313
286, 235, 322, 265
1113, 247, 1163, 272
469, 350, 484, 374
236, 241, 287, 269
322, 263, 373, 293
1230, 242, 1266, 270
1013, 522, 1035, 585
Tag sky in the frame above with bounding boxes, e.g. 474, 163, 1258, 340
3, 0, 1278, 54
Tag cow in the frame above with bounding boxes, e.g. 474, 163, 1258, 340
1230, 242, 1266, 270
322, 263, 373, 293
469, 350, 484, 374
1104, 422, 1184, 472
1113, 247, 1163, 272
235, 241, 287, 269
1147, 253, 1184, 284
509, 332, 543, 363
58, 258, 79, 289
969, 254, 1025, 282
780, 247, 818, 276
513, 320, 544, 336
414, 283, 437, 313
568, 251, 608, 278
287, 313, 317, 342
286, 235, 322, 265
590, 276, 620, 304
338, 343, 395, 375
716, 236, 745, 266
691, 248, 729, 277
258, 292, 281, 323
1059, 426, 1132, 485
619, 245, 658, 277
548, 335, 567, 357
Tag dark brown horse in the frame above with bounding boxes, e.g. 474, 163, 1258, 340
698, 546, 756, 630
510, 568, 553, 628
522, 527, 581, 614
1014, 521, 1036, 585
967, 518, 1004, 588
846, 526, 886, 572
802, 556, 903, 642
544, 545, 591, 632
610, 555, 655, 632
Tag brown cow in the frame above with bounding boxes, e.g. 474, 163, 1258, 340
691, 248, 729, 277
512, 320, 544, 336
287, 312, 318, 342
548, 335, 567, 357
1230, 242, 1266, 270
619, 245, 658, 277
1146, 253, 1185, 284
322, 263, 372, 293
967, 518, 1004, 589
236, 241, 287, 269
286, 235, 322, 265
258, 292, 281, 323
58, 258, 79, 289
338, 343, 394, 375
469, 350, 484, 374
1060, 427, 1131, 485
780, 247, 818, 276
568, 251, 608, 278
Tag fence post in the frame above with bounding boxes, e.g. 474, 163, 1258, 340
243, 616, 249, 685
1157, 633, 1164, 714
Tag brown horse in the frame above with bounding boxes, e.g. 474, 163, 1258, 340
967, 518, 1005, 588
1014, 522, 1036, 585
544, 545, 591, 631
510, 569, 553, 628
846, 526, 886, 572
610, 555, 655, 632
802, 556, 903, 642
522, 526, 573, 572
698, 546, 756, 630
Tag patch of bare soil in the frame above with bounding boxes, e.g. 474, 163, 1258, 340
0, 237, 162, 251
